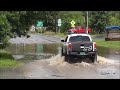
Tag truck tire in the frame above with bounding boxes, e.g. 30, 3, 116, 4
61, 48, 64, 57
90, 53, 97, 63
64, 55, 70, 62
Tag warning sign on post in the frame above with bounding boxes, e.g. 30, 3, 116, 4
70, 20, 76, 28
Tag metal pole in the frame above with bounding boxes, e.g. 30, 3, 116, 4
58, 26, 60, 33
86, 11, 88, 34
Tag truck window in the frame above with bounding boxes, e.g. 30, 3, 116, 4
69, 36, 90, 42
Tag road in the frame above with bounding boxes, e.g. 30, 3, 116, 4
9, 34, 62, 44
6, 34, 120, 79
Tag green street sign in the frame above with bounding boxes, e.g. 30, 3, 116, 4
37, 21, 43, 27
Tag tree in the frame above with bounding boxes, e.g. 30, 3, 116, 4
89, 11, 110, 34
45, 11, 60, 33
0, 11, 12, 48
58, 11, 84, 33
109, 11, 120, 26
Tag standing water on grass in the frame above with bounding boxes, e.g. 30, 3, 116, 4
5, 43, 61, 60
5, 43, 120, 62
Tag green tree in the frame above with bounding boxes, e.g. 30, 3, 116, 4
0, 11, 12, 48
58, 11, 84, 33
108, 11, 120, 26
89, 11, 110, 34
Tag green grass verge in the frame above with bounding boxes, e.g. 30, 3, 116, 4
90, 34, 106, 38
94, 40, 120, 49
0, 49, 22, 68
0, 49, 14, 59
0, 59, 21, 68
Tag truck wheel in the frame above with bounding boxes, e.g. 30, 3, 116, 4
61, 48, 64, 57
90, 54, 97, 63
64, 55, 70, 62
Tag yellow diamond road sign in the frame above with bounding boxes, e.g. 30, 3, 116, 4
70, 20, 76, 27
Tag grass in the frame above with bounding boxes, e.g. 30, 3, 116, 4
0, 59, 20, 68
90, 34, 106, 38
94, 40, 120, 49
0, 49, 22, 68
0, 49, 14, 59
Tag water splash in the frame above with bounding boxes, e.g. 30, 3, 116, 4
48, 54, 91, 68
47, 54, 119, 66
97, 56, 119, 65
80, 61, 91, 68
48, 54, 67, 66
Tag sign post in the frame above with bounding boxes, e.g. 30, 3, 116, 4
58, 19, 61, 33
86, 11, 88, 34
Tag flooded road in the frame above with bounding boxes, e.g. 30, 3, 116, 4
5, 43, 120, 61
22, 54, 119, 79
0, 34, 120, 79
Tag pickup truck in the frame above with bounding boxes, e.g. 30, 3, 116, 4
61, 33, 97, 63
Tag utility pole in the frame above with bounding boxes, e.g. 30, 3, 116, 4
86, 11, 88, 34
85, 11, 88, 34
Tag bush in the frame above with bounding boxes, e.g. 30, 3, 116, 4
0, 49, 14, 59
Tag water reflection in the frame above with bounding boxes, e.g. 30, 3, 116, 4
97, 46, 120, 61
5, 43, 120, 61
5, 43, 61, 60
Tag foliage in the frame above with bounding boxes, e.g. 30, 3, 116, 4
58, 11, 85, 33
89, 11, 110, 34
0, 11, 120, 49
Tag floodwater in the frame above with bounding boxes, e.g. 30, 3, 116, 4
5, 43, 61, 60
0, 43, 120, 79
4, 43, 120, 61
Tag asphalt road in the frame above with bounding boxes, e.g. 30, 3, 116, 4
9, 34, 62, 44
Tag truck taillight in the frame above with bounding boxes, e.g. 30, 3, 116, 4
68, 43, 72, 49
94, 42, 96, 48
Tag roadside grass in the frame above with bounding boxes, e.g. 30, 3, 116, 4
0, 49, 14, 59
90, 34, 106, 38
94, 40, 120, 50
0, 59, 21, 68
0, 49, 22, 68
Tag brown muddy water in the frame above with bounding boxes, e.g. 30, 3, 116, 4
0, 43, 120, 79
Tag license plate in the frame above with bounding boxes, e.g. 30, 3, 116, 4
80, 52, 85, 55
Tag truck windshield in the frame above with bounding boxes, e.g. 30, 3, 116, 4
69, 36, 90, 42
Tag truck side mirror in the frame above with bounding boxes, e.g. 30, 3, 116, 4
61, 39, 64, 42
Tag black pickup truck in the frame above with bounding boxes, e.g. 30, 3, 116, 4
61, 33, 97, 63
